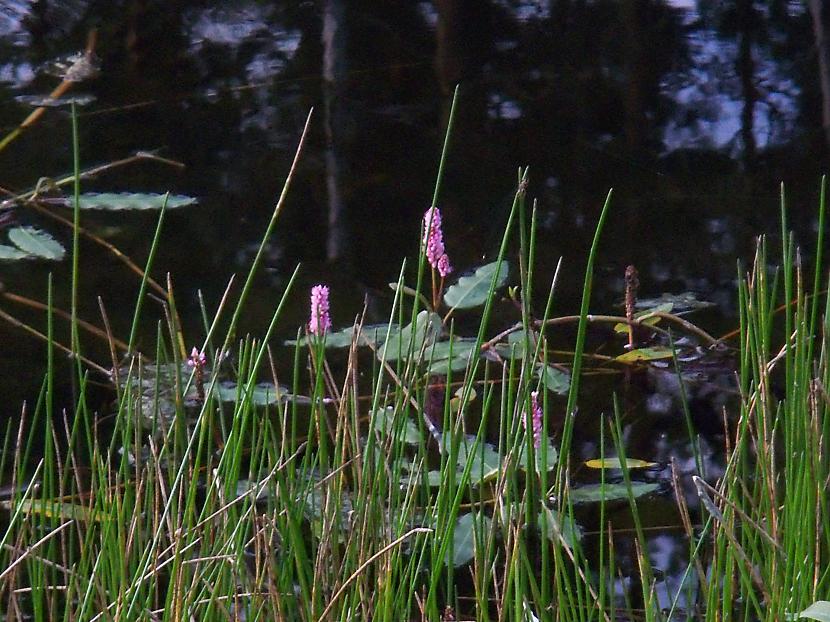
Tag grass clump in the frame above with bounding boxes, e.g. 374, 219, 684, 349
0, 94, 829, 622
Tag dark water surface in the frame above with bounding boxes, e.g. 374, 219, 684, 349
0, 0, 828, 609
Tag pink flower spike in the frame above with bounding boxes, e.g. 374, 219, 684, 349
422, 207, 446, 269
437, 253, 453, 278
524, 391, 543, 449
309, 284, 332, 336
187, 347, 207, 368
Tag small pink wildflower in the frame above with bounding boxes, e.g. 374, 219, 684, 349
422, 207, 446, 269
437, 253, 453, 278
309, 284, 332, 336
187, 347, 207, 368
524, 391, 543, 448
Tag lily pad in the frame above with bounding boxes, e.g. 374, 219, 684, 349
568, 482, 661, 504
8, 227, 65, 260
443, 261, 509, 310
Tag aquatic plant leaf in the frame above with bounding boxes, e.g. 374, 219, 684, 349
449, 386, 477, 411
635, 292, 714, 313
538, 506, 583, 547
0, 499, 110, 522
615, 347, 674, 363
64, 192, 197, 210
493, 329, 536, 360
584, 457, 658, 469
379, 311, 442, 362
371, 407, 422, 444
443, 260, 509, 310
0, 244, 31, 260
568, 482, 660, 504
216, 381, 286, 406
517, 435, 558, 473
453, 437, 502, 484
8, 227, 65, 260
535, 364, 570, 394
450, 512, 491, 567
287, 323, 399, 348
426, 338, 478, 374
15, 94, 97, 107
799, 601, 830, 622
400, 469, 446, 487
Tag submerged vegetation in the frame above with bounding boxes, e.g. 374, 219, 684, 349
0, 84, 830, 622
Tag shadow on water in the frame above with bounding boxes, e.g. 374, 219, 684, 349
0, 0, 827, 613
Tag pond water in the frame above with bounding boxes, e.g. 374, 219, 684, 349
0, 0, 827, 610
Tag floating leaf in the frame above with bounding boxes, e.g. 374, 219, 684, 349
493, 329, 534, 360
426, 338, 478, 374
517, 436, 558, 473
57, 192, 198, 211
379, 311, 442, 362
615, 347, 674, 363
635, 292, 714, 313
535, 364, 570, 395
15, 94, 96, 107
443, 261, 509, 310
449, 386, 477, 411
568, 482, 660, 504
0, 499, 110, 522
450, 512, 492, 567
799, 601, 830, 622
452, 436, 503, 485
371, 407, 422, 445
538, 506, 583, 547
0, 244, 31, 260
8, 227, 65, 260
286, 323, 398, 348
585, 457, 658, 469
216, 381, 286, 406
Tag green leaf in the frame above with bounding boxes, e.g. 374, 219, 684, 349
453, 436, 502, 485
8, 227, 65, 260
426, 338, 478, 374
0, 244, 31, 260
0, 499, 111, 522
799, 601, 830, 622
286, 323, 398, 348
379, 311, 442, 362
535, 364, 570, 394
216, 381, 286, 406
585, 457, 658, 469
443, 261, 509, 310
450, 512, 491, 567
517, 436, 558, 473
569, 482, 660, 504
538, 506, 583, 547
69, 192, 197, 210
615, 347, 674, 363
493, 329, 534, 360
635, 292, 714, 313
371, 407, 422, 445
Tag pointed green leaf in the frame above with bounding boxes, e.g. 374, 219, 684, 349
535, 363, 570, 394
443, 261, 509, 310
799, 601, 830, 622
568, 482, 660, 504
450, 512, 491, 567
538, 506, 583, 547
68, 192, 197, 210
0, 244, 31, 260
615, 347, 674, 363
371, 407, 422, 445
285, 323, 398, 348
8, 227, 65, 260
379, 311, 442, 362
453, 436, 502, 484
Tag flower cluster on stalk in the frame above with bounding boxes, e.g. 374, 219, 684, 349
524, 391, 543, 449
309, 284, 332, 337
423, 207, 453, 278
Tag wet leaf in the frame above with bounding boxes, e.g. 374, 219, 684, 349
60, 192, 197, 211
535, 364, 570, 394
568, 482, 660, 504
371, 407, 422, 445
799, 601, 830, 622
584, 457, 658, 469
449, 386, 477, 411
453, 436, 502, 485
286, 323, 398, 348
216, 381, 286, 406
538, 506, 583, 547
0, 499, 110, 522
517, 436, 558, 473
426, 338, 478, 374
493, 329, 534, 360
635, 292, 714, 313
615, 347, 674, 363
8, 227, 65, 260
443, 260, 509, 310
378, 311, 442, 362
0, 244, 31, 260
450, 512, 491, 567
